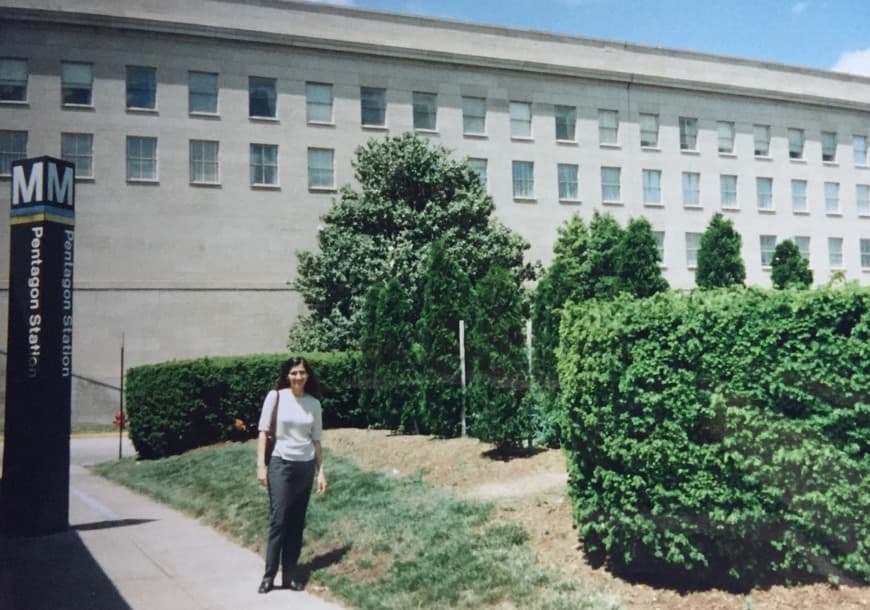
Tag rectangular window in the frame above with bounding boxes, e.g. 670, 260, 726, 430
853, 135, 868, 165
62, 62, 92, 106
462, 96, 486, 135
306, 82, 333, 123
756, 177, 773, 211
640, 113, 659, 148
557, 163, 578, 201
189, 140, 219, 184
601, 166, 621, 202
126, 66, 156, 110
0, 130, 27, 175
467, 158, 487, 190
250, 143, 278, 186
249, 76, 276, 118
307, 148, 334, 189
126, 136, 157, 181
685, 232, 701, 268
360, 86, 386, 127
512, 160, 534, 198
61, 133, 93, 178
510, 101, 532, 138
682, 172, 701, 207
754, 124, 771, 156
857, 184, 870, 216
788, 128, 805, 159
825, 181, 840, 213
642, 169, 661, 205
679, 117, 698, 151
828, 237, 844, 268
760, 235, 777, 267
599, 109, 618, 145
720, 175, 738, 209
718, 121, 735, 154
0, 58, 27, 102
189, 71, 218, 114
791, 179, 807, 213
555, 105, 576, 141
794, 235, 810, 261
653, 231, 665, 265
822, 131, 837, 162
412, 92, 437, 131
861, 239, 870, 269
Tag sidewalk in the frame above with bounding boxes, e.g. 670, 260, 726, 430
0, 463, 347, 610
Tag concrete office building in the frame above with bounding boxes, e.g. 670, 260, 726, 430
2, 0, 869, 420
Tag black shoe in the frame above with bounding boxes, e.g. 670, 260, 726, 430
258, 577, 274, 594
285, 578, 304, 591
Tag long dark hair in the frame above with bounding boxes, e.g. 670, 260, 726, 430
275, 356, 322, 399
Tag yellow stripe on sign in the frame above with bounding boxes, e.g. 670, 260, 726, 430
10, 213, 76, 226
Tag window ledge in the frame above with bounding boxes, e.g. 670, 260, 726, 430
127, 107, 158, 114
362, 124, 388, 131
599, 143, 621, 149
309, 186, 337, 193
126, 178, 159, 184
251, 184, 281, 190
556, 139, 578, 146
249, 116, 279, 122
823, 161, 839, 167
190, 112, 220, 119
721, 206, 740, 212
826, 211, 843, 217
641, 146, 661, 152
307, 120, 335, 127
855, 163, 869, 169
191, 181, 222, 188
0, 100, 29, 106
602, 200, 624, 206
62, 103, 94, 111
683, 204, 703, 210
790, 157, 807, 164
758, 208, 776, 214
511, 136, 534, 142
75, 176, 95, 182
463, 132, 488, 139
792, 210, 810, 215
513, 196, 537, 203
644, 202, 664, 208
755, 155, 773, 161
680, 149, 700, 155
719, 152, 737, 158
415, 128, 439, 135
859, 212, 870, 218
559, 199, 582, 205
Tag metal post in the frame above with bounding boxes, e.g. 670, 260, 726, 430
459, 319, 466, 438
119, 332, 124, 460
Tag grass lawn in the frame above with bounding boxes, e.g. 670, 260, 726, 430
92, 442, 620, 610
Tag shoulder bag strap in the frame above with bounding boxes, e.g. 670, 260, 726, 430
269, 390, 280, 438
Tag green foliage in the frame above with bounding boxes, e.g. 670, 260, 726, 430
695, 213, 746, 288
126, 352, 362, 459
417, 240, 473, 437
94, 444, 621, 610
558, 287, 870, 586
468, 267, 532, 451
614, 217, 669, 298
289, 133, 532, 351
771, 239, 813, 289
358, 279, 420, 431
586, 212, 626, 300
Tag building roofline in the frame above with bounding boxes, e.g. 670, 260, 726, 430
4, 0, 870, 112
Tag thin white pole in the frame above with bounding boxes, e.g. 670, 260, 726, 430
459, 319, 467, 438
525, 318, 533, 380
118, 332, 125, 460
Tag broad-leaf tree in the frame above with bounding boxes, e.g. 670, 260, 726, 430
771, 239, 813, 289
289, 133, 532, 350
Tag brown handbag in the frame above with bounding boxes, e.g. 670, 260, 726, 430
264, 391, 279, 465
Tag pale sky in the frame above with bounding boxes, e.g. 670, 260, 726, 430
306, 0, 870, 77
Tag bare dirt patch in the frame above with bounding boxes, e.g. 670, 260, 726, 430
324, 428, 869, 610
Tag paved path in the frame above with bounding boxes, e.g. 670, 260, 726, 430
0, 439, 346, 610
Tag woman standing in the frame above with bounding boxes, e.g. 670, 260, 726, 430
256, 357, 328, 593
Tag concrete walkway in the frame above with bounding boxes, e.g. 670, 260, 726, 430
0, 453, 346, 609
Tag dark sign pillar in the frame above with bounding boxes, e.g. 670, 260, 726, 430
2, 156, 75, 535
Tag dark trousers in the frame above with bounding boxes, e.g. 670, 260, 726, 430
264, 458, 316, 580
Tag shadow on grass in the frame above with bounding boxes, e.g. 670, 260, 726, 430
480, 446, 547, 462
297, 543, 353, 584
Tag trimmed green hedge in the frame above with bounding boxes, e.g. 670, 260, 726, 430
126, 352, 362, 459
558, 287, 869, 586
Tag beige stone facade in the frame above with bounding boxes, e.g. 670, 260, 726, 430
1, 0, 869, 421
